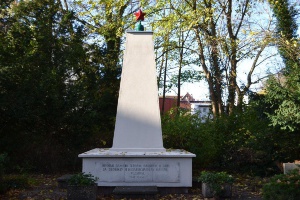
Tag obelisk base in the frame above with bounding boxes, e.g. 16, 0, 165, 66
79, 148, 195, 187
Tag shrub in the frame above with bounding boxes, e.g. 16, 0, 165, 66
199, 171, 234, 184
68, 173, 98, 186
198, 171, 234, 197
162, 104, 299, 175
262, 169, 300, 200
161, 108, 221, 168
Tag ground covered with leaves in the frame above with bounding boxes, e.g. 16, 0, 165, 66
0, 174, 265, 200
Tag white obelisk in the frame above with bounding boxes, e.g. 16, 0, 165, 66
110, 31, 165, 152
79, 30, 195, 188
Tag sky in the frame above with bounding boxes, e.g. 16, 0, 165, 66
162, 54, 284, 101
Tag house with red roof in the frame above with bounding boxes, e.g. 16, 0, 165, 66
159, 92, 212, 120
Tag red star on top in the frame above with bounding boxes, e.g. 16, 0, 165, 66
134, 9, 146, 21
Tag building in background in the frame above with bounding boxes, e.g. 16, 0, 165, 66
159, 92, 212, 120
190, 100, 212, 120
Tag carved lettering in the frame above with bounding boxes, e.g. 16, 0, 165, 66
99, 161, 180, 183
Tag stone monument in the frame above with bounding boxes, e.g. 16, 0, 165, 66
79, 9, 195, 189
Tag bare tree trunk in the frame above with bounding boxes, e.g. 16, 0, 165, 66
157, 49, 165, 88
195, 29, 220, 118
177, 31, 184, 108
209, 21, 223, 116
224, 0, 249, 114
162, 47, 168, 114
223, 0, 235, 115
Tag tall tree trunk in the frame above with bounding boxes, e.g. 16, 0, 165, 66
225, 0, 237, 115
195, 28, 220, 118
209, 21, 223, 116
162, 47, 168, 114
177, 31, 184, 108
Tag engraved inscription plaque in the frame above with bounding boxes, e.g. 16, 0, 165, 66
97, 161, 180, 183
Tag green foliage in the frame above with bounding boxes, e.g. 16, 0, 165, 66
162, 103, 288, 175
249, 92, 300, 165
265, 0, 300, 133
199, 171, 234, 184
152, 0, 273, 116
265, 72, 300, 132
167, 70, 204, 91
68, 173, 98, 186
198, 171, 234, 196
268, 0, 298, 71
0, 0, 117, 173
162, 108, 220, 167
262, 169, 300, 200
210, 106, 278, 174
217, 107, 276, 174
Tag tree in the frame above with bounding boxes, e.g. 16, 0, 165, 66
71, 0, 152, 122
264, 0, 300, 132
155, 26, 201, 111
151, 0, 275, 117
0, 0, 107, 171
71, 0, 135, 89
268, 0, 299, 71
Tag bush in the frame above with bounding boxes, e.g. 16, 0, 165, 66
262, 169, 300, 200
68, 173, 98, 186
162, 102, 300, 175
161, 108, 221, 168
198, 171, 234, 197
199, 171, 234, 184
161, 107, 275, 174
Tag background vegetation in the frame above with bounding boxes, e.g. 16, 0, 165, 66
0, 0, 299, 179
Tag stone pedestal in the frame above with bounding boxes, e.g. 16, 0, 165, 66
79, 149, 194, 187
79, 31, 195, 189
